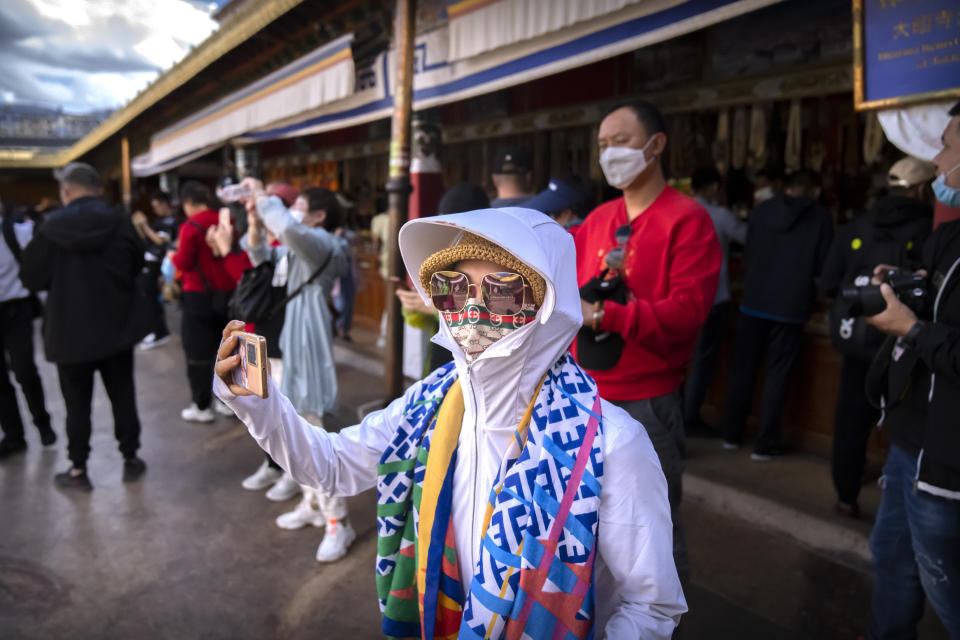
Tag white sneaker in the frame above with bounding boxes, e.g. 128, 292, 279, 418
276, 494, 325, 530
721, 441, 739, 451
315, 519, 356, 562
139, 333, 171, 351
265, 472, 301, 502
213, 398, 235, 417
241, 461, 282, 491
180, 403, 215, 423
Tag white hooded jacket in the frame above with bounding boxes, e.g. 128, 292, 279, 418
214, 207, 686, 638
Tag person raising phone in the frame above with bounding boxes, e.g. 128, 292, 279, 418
239, 178, 350, 561
214, 206, 685, 638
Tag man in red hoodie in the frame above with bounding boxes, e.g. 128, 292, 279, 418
572, 100, 721, 583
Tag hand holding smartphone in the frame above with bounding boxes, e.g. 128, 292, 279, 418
232, 332, 269, 398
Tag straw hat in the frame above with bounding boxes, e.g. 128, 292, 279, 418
418, 232, 546, 306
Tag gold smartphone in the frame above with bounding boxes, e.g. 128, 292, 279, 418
232, 332, 269, 398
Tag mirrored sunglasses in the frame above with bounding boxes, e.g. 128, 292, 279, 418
430, 270, 529, 316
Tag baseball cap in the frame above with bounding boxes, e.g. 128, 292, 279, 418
492, 146, 531, 175
53, 162, 100, 188
438, 182, 490, 214
888, 157, 936, 188
523, 176, 589, 217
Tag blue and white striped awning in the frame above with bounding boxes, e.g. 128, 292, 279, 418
236, 0, 780, 144
136, 33, 355, 171
136, 0, 780, 174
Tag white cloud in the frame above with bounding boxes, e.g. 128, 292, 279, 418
0, 0, 219, 112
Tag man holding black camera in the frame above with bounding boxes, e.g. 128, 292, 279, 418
821, 158, 933, 519
865, 101, 960, 638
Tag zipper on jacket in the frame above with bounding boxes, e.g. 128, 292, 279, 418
928, 256, 960, 402
467, 367, 480, 575
913, 449, 923, 494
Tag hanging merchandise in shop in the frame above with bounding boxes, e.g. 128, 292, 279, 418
713, 109, 730, 174
731, 105, 747, 171
784, 99, 802, 173
747, 104, 767, 173
862, 112, 884, 166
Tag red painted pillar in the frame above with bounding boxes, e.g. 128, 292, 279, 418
402, 116, 444, 379
408, 117, 443, 221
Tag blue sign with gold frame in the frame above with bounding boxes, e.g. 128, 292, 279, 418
854, 0, 960, 110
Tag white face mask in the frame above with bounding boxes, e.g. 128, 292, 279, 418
754, 186, 775, 204
290, 206, 305, 223
599, 138, 656, 190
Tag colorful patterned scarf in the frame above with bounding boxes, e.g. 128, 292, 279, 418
376, 353, 604, 640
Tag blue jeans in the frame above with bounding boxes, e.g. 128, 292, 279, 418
869, 445, 960, 639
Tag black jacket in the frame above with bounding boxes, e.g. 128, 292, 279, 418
886, 218, 960, 496
20, 196, 147, 364
821, 196, 932, 297
820, 196, 932, 361
740, 195, 833, 323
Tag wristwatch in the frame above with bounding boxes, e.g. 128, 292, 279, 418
592, 301, 604, 332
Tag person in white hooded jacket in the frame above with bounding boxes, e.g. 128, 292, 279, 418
213, 207, 685, 639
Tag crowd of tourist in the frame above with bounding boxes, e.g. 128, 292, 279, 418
1, 97, 959, 639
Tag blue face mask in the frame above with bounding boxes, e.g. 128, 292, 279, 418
932, 163, 960, 207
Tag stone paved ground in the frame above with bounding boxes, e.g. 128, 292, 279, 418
0, 312, 948, 639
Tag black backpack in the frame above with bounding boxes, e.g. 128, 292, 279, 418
829, 212, 929, 361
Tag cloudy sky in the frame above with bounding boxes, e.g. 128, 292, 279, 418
0, 0, 226, 113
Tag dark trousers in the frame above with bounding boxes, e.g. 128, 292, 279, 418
141, 260, 169, 339
723, 312, 804, 451
334, 265, 356, 336
57, 348, 140, 468
181, 291, 226, 410
831, 356, 880, 507
869, 445, 960, 638
615, 390, 689, 585
0, 297, 50, 442
683, 301, 728, 428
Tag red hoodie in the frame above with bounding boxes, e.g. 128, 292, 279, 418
172, 209, 251, 292
572, 187, 721, 401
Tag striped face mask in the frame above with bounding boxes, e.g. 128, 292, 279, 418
443, 298, 535, 362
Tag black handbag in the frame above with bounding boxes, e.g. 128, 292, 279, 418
230, 249, 334, 323
229, 261, 283, 323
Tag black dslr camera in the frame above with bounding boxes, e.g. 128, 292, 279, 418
840, 268, 929, 317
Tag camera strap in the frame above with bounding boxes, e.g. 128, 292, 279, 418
865, 335, 920, 413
